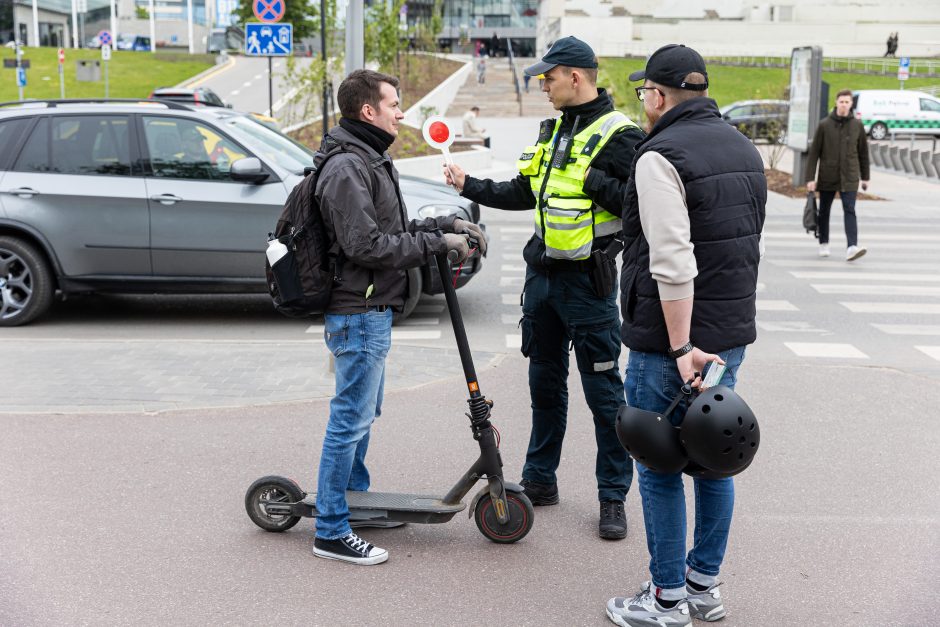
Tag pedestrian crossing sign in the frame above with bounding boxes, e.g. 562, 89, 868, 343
245, 22, 292, 56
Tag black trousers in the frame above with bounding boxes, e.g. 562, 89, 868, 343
818, 190, 859, 248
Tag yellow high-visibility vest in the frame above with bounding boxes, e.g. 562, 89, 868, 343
516, 111, 638, 260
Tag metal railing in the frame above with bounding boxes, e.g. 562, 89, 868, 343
506, 37, 523, 117
701, 56, 940, 78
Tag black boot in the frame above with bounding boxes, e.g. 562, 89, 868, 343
599, 500, 627, 540
519, 478, 559, 506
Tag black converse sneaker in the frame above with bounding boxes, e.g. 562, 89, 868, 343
313, 532, 388, 565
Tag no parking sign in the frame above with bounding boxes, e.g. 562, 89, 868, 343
253, 0, 285, 23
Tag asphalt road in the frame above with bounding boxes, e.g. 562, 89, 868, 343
1, 154, 938, 624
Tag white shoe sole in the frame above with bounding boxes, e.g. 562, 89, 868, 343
847, 248, 867, 261
313, 546, 389, 565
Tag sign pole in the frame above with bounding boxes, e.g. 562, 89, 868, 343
58, 48, 65, 98
321, 0, 328, 137
105, 60, 109, 97
268, 56, 273, 115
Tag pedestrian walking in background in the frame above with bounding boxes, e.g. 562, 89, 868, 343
592, 44, 766, 626
444, 37, 645, 541
477, 57, 486, 84
523, 72, 531, 93
462, 105, 490, 148
805, 88, 870, 261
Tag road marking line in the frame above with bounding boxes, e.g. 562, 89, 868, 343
813, 284, 940, 296
502, 294, 520, 306
499, 226, 532, 234
243, 81, 252, 87
915, 346, 940, 361
757, 321, 828, 333
414, 304, 445, 315
756, 300, 798, 311
392, 329, 441, 340
784, 342, 868, 359
764, 232, 940, 242
501, 314, 521, 325
756, 282, 766, 293
842, 302, 940, 314
399, 316, 440, 327
501, 264, 526, 272
771, 259, 940, 271
229, 89, 240, 96
872, 324, 940, 335
500, 276, 524, 287
183, 54, 237, 87
793, 271, 940, 282
505, 334, 521, 349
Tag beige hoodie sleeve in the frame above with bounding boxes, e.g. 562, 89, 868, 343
635, 151, 697, 301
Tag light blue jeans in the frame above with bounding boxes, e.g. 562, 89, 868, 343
625, 346, 747, 593
315, 309, 392, 540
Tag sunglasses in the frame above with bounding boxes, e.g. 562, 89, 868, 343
634, 86, 663, 101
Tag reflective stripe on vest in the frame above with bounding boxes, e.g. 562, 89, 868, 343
518, 111, 638, 260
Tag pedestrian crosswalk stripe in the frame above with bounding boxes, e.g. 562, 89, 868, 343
505, 334, 521, 349
501, 314, 521, 325
841, 302, 940, 314
793, 271, 940, 282
915, 346, 940, 361
501, 264, 526, 272
763, 232, 940, 242
499, 226, 532, 234
392, 329, 441, 340
502, 294, 520, 305
772, 259, 940, 271
500, 276, 524, 287
784, 342, 869, 359
414, 304, 445, 315
758, 321, 827, 333
399, 316, 440, 326
872, 324, 940, 335
756, 300, 799, 311
814, 284, 940, 296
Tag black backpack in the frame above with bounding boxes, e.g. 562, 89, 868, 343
265, 145, 353, 317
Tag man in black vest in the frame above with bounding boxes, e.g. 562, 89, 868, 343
596, 46, 766, 626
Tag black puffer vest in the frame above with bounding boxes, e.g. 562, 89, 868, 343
621, 98, 766, 353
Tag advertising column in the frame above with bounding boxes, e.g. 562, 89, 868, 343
786, 46, 824, 187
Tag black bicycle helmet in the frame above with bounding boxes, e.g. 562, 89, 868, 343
679, 385, 759, 476
615, 389, 690, 474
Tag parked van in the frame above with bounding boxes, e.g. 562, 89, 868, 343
852, 90, 940, 140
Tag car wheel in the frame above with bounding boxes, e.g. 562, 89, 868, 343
870, 122, 888, 141
395, 267, 423, 324
0, 236, 55, 327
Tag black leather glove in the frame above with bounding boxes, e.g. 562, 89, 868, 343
452, 218, 487, 257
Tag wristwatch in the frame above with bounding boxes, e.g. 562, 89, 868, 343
667, 341, 693, 359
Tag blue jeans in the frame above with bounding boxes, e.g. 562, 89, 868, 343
315, 309, 392, 540
520, 267, 631, 502
625, 346, 747, 591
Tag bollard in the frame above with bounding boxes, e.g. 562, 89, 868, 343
899, 147, 914, 174
921, 151, 938, 179
932, 153, 940, 180
911, 150, 925, 176
870, 144, 884, 168
888, 145, 902, 171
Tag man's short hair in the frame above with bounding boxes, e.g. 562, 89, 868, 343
471, 106, 480, 112
836, 89, 853, 99
337, 69, 400, 120
659, 72, 707, 103
559, 60, 598, 85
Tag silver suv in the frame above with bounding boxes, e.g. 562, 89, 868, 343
0, 99, 483, 326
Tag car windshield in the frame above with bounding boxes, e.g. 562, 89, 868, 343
221, 115, 314, 174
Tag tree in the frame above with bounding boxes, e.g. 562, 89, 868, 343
365, 0, 405, 71
232, 0, 320, 40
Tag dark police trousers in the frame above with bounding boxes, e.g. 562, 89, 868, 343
520, 266, 632, 502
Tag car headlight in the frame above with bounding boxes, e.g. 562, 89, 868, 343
417, 204, 470, 221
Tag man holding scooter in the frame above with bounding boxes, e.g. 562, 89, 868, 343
444, 37, 644, 539
313, 69, 485, 565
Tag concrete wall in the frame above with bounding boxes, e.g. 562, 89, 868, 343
395, 146, 493, 180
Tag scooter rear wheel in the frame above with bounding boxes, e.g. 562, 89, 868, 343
245, 475, 305, 532
474, 491, 534, 543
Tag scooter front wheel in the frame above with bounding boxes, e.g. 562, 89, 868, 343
474, 491, 534, 543
245, 475, 304, 532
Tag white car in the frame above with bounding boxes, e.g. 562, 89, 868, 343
853, 90, 940, 140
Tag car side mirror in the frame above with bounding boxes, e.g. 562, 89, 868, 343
230, 157, 269, 183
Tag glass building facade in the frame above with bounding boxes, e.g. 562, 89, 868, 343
438, 0, 537, 54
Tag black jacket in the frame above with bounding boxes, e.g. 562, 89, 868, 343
316, 126, 454, 314
804, 110, 870, 192
460, 89, 645, 271
620, 98, 766, 353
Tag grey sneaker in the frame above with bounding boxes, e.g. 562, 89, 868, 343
686, 582, 725, 622
606, 583, 691, 627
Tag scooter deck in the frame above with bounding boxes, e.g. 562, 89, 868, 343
302, 491, 466, 514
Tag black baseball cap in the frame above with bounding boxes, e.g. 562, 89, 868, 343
524, 36, 598, 77
629, 44, 709, 91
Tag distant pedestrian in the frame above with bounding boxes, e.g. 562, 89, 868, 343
523, 72, 531, 92
477, 57, 486, 84
805, 88, 870, 262
490, 32, 499, 57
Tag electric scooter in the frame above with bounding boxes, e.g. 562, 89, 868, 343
245, 244, 535, 543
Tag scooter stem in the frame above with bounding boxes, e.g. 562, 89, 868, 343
435, 252, 481, 400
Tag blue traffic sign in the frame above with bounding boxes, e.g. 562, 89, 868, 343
245, 23, 292, 56
16, 67, 26, 87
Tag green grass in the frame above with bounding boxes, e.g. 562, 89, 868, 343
0, 48, 215, 103
599, 57, 940, 121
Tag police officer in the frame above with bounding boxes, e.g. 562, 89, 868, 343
444, 37, 644, 540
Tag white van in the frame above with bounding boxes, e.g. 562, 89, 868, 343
853, 90, 940, 140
